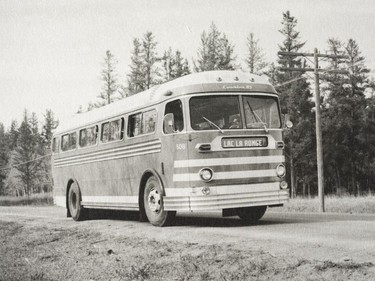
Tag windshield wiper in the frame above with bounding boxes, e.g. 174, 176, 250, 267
247, 101, 268, 133
194, 109, 224, 134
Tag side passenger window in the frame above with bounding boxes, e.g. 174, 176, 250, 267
80, 125, 98, 147
128, 113, 143, 137
61, 132, 77, 151
164, 100, 184, 134
128, 110, 156, 137
101, 119, 123, 143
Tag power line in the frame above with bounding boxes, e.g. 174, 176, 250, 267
275, 76, 306, 88
0, 153, 51, 172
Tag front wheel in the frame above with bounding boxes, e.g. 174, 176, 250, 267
68, 182, 88, 221
143, 176, 175, 227
236, 206, 267, 224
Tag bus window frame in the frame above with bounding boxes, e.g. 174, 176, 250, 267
162, 98, 185, 136
99, 117, 125, 145
188, 94, 242, 131
78, 124, 99, 150
242, 95, 282, 129
187, 92, 282, 132
60, 131, 78, 153
127, 108, 158, 139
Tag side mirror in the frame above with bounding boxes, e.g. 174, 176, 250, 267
283, 114, 293, 129
163, 113, 175, 134
285, 120, 293, 129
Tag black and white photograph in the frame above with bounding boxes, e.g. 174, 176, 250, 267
0, 0, 375, 280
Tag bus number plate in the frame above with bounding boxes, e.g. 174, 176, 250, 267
221, 137, 268, 148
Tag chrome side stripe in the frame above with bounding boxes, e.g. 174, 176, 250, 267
54, 140, 161, 168
165, 182, 281, 197
55, 139, 161, 162
81, 196, 139, 210
81, 196, 138, 204
174, 155, 285, 168
173, 169, 276, 182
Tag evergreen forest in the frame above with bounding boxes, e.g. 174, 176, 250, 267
1, 11, 374, 198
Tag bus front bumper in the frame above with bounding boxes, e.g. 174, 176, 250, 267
163, 182, 289, 212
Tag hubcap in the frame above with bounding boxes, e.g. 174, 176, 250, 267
147, 188, 161, 213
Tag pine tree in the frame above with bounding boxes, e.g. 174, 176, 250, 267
194, 22, 236, 72
97, 50, 120, 107
162, 48, 190, 81
174, 51, 191, 78
264, 63, 279, 85
40, 109, 58, 192
13, 111, 42, 196
142, 31, 161, 89
322, 39, 370, 195
245, 33, 267, 74
0, 123, 9, 195
127, 32, 161, 94
127, 38, 145, 95
277, 11, 315, 198
363, 79, 375, 194
30, 112, 43, 154
8, 120, 19, 151
321, 38, 349, 194
41, 109, 59, 150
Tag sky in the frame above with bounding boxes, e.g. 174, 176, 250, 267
1, 0, 374, 128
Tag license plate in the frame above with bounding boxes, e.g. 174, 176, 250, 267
221, 137, 268, 148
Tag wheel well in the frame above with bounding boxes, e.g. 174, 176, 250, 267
138, 170, 164, 222
138, 172, 153, 222
66, 179, 75, 217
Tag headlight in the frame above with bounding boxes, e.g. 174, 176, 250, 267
199, 168, 214, 182
276, 164, 286, 178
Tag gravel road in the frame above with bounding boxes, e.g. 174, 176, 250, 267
1, 206, 374, 280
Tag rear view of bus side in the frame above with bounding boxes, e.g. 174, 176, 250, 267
52, 70, 289, 226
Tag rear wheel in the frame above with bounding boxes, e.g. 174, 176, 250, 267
237, 206, 267, 224
143, 176, 175, 226
68, 182, 88, 221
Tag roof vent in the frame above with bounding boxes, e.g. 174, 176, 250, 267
164, 90, 173, 96
234, 76, 239, 81
250, 78, 255, 82
217, 77, 222, 82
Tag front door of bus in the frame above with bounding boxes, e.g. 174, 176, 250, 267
162, 99, 189, 195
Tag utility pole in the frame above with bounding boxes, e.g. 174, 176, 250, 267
313, 48, 324, 212
278, 49, 349, 212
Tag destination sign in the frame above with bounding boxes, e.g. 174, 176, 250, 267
221, 137, 268, 148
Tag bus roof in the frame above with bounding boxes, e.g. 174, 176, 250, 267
55, 70, 277, 135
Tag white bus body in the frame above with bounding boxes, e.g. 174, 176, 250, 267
52, 71, 289, 226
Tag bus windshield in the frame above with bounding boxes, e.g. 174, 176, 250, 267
189, 95, 281, 131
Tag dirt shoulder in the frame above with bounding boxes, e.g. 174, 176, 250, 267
0, 207, 374, 280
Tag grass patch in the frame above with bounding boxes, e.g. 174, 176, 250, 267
278, 195, 375, 214
0, 193, 53, 206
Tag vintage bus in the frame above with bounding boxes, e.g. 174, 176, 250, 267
52, 70, 290, 226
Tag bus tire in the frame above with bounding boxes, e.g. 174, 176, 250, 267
236, 206, 267, 224
143, 176, 175, 227
68, 182, 88, 221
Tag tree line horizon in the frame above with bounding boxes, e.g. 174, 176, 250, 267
0, 10, 374, 198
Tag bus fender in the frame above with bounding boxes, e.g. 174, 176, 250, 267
139, 169, 165, 195
138, 169, 165, 222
